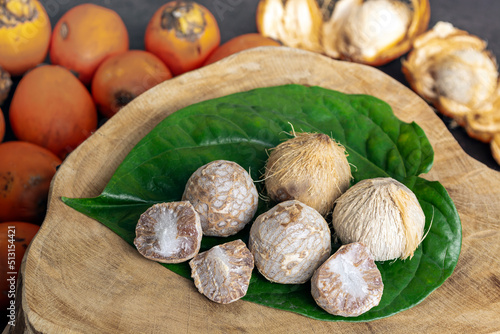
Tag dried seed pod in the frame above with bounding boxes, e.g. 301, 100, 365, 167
0, 66, 11, 105
134, 201, 202, 263
182, 160, 259, 237
249, 200, 331, 284
257, 0, 430, 66
311, 242, 383, 317
264, 132, 351, 216
190, 239, 254, 304
403, 21, 499, 125
332, 177, 425, 261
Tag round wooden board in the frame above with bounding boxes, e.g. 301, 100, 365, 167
4, 47, 500, 333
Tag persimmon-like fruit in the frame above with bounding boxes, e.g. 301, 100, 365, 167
0, 108, 5, 142
9, 65, 97, 159
0, 221, 39, 309
204, 33, 281, 65
0, 0, 51, 76
92, 50, 172, 118
0, 142, 61, 223
50, 3, 129, 85
145, 1, 220, 76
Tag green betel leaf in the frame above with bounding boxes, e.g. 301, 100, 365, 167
62, 85, 461, 321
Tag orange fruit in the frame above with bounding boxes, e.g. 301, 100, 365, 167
0, 0, 51, 76
204, 33, 281, 65
0, 142, 61, 223
50, 3, 129, 85
0, 108, 5, 142
0, 222, 40, 310
9, 65, 97, 159
145, 1, 220, 76
92, 50, 172, 118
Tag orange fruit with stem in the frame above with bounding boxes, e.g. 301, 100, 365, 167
145, 1, 220, 76
204, 33, 281, 65
9, 65, 97, 159
0, 0, 51, 76
50, 3, 129, 85
0, 141, 61, 223
91, 50, 172, 118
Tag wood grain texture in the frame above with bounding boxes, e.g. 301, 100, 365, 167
3, 47, 500, 333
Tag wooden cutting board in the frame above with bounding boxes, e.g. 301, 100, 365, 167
4, 47, 500, 333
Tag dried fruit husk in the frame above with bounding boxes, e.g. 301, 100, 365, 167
0, 66, 11, 105
256, 0, 323, 53
403, 21, 499, 126
463, 92, 500, 143
257, 0, 430, 66
403, 21, 500, 166
264, 132, 351, 216
332, 177, 425, 261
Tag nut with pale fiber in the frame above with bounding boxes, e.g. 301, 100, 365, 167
189, 239, 254, 304
264, 132, 351, 216
182, 160, 259, 237
332, 177, 425, 261
134, 201, 202, 264
249, 200, 331, 284
311, 242, 383, 317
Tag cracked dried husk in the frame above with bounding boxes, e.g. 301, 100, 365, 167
256, 0, 430, 65
403, 21, 500, 165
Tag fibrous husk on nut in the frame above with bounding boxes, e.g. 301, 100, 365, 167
264, 132, 351, 216
311, 242, 383, 317
189, 239, 254, 304
249, 200, 331, 284
257, 0, 430, 66
403, 21, 499, 126
134, 201, 202, 264
0, 66, 12, 105
332, 177, 425, 261
182, 160, 259, 237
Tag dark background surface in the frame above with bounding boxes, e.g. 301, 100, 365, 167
1, 0, 500, 330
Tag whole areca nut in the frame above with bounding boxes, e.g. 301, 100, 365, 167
182, 160, 259, 237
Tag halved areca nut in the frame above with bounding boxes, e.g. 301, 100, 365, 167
134, 201, 202, 264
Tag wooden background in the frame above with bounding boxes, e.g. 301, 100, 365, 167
4, 47, 500, 333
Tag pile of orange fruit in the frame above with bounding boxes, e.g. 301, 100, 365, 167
0, 0, 280, 308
